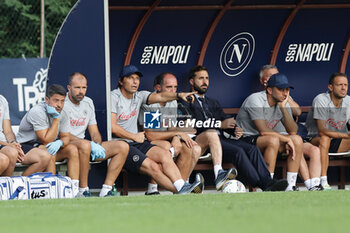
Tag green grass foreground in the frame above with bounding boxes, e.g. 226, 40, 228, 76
1, 191, 350, 233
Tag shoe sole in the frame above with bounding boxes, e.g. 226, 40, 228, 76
216, 168, 238, 191
192, 173, 204, 194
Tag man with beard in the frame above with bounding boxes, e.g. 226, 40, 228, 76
236, 73, 303, 191
305, 72, 350, 190
178, 65, 288, 191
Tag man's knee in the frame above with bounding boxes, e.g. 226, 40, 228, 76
63, 144, 79, 160
2, 147, 18, 163
0, 154, 10, 170
192, 145, 202, 160
141, 158, 162, 175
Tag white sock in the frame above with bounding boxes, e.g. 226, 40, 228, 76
147, 183, 158, 193
304, 179, 312, 189
72, 179, 79, 197
99, 184, 112, 197
78, 187, 89, 195
214, 165, 223, 179
311, 177, 321, 187
270, 173, 274, 179
286, 172, 298, 191
169, 147, 175, 158
320, 176, 328, 186
174, 179, 185, 192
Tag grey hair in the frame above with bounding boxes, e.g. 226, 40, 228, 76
259, 64, 278, 78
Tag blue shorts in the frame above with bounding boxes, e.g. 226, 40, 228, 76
241, 135, 259, 145
123, 141, 155, 173
0, 143, 36, 154
329, 138, 342, 153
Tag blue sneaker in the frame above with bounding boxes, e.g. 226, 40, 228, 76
104, 190, 116, 197
178, 173, 204, 194
215, 168, 238, 190
76, 190, 92, 198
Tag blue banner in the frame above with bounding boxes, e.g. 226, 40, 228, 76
0, 58, 48, 125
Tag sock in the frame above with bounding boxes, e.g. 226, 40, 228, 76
169, 147, 175, 158
270, 173, 274, 179
286, 172, 297, 191
147, 183, 158, 193
174, 179, 185, 192
78, 187, 89, 195
311, 177, 321, 187
186, 178, 189, 183
320, 176, 328, 186
72, 179, 79, 197
99, 184, 112, 197
304, 179, 312, 189
214, 165, 223, 179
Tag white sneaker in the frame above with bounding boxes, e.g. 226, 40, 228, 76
321, 183, 332, 191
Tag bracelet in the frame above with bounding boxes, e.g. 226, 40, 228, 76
9, 139, 17, 143
175, 135, 181, 139
176, 92, 180, 99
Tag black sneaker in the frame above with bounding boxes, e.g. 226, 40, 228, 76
145, 191, 161, 195
264, 179, 289, 192
178, 180, 202, 195
308, 184, 324, 191
215, 168, 238, 191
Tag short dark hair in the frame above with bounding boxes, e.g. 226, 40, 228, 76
69, 72, 87, 85
188, 65, 208, 80
329, 72, 347, 85
153, 72, 175, 87
46, 84, 66, 98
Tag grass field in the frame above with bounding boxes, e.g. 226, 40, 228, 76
1, 190, 350, 233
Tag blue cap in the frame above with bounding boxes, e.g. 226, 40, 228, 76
119, 65, 143, 78
267, 73, 294, 89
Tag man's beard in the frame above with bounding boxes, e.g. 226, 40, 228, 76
193, 83, 208, 95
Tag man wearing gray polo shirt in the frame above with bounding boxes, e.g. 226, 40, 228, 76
111, 65, 204, 194
237, 73, 303, 191
16, 84, 81, 196
305, 72, 350, 190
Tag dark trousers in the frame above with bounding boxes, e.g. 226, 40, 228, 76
220, 136, 272, 190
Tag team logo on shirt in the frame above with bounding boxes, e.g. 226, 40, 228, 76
143, 110, 161, 129
220, 32, 255, 77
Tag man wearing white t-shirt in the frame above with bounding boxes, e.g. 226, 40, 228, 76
111, 65, 204, 194
64, 72, 129, 197
237, 73, 303, 191
0, 95, 51, 176
305, 72, 350, 190
17, 84, 81, 195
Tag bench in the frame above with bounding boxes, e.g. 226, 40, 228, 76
190, 107, 350, 191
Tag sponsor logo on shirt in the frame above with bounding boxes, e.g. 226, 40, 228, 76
326, 118, 346, 130
220, 32, 255, 77
118, 108, 137, 121
70, 117, 86, 127
285, 43, 334, 62
140, 45, 191, 64
266, 120, 280, 129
